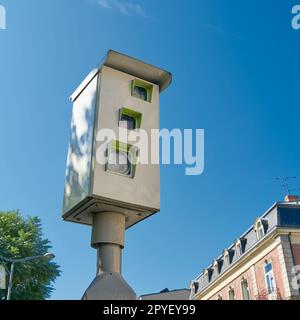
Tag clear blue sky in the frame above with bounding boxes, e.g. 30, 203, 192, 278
1, 0, 300, 299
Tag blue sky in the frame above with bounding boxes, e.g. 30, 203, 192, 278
0, 0, 300, 299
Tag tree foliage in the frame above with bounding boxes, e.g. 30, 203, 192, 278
0, 211, 61, 300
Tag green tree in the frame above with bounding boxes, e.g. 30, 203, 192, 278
0, 211, 61, 300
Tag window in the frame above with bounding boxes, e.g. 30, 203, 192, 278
192, 281, 199, 294
235, 238, 247, 256
264, 261, 276, 294
254, 219, 267, 240
257, 221, 265, 239
224, 250, 230, 266
224, 249, 234, 266
106, 140, 137, 178
119, 108, 142, 130
235, 242, 241, 258
131, 79, 153, 102
204, 268, 213, 283
213, 260, 219, 275
228, 287, 235, 300
241, 278, 251, 300
203, 269, 209, 284
240, 238, 247, 254
213, 259, 223, 274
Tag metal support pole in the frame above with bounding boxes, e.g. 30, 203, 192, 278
96, 243, 121, 274
92, 212, 125, 274
82, 212, 136, 300
6, 262, 14, 300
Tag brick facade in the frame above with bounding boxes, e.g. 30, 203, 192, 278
209, 246, 285, 300
210, 269, 254, 300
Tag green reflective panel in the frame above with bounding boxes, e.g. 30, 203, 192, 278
131, 79, 153, 102
119, 108, 142, 130
106, 140, 138, 179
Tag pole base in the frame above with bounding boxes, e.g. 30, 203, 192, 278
82, 272, 136, 300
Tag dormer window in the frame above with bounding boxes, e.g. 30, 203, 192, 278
257, 222, 265, 239
212, 260, 219, 275
240, 238, 247, 254
224, 250, 230, 266
235, 238, 247, 257
224, 249, 234, 266
254, 219, 267, 240
204, 268, 213, 283
192, 281, 199, 294
204, 268, 209, 282
213, 258, 223, 274
235, 240, 242, 258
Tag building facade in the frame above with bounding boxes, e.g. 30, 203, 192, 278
190, 196, 300, 300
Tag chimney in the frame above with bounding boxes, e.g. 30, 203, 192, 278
284, 195, 299, 203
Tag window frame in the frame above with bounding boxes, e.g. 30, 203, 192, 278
192, 281, 199, 295
228, 287, 236, 300
257, 222, 265, 239
235, 240, 242, 258
264, 260, 276, 294
224, 250, 230, 267
240, 277, 251, 300
213, 260, 219, 275
254, 219, 266, 240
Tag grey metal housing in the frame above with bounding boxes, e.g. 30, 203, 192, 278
62, 50, 172, 229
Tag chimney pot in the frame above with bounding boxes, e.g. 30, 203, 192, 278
284, 195, 299, 202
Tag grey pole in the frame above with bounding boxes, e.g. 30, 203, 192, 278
92, 212, 124, 274
6, 262, 14, 300
82, 212, 136, 300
